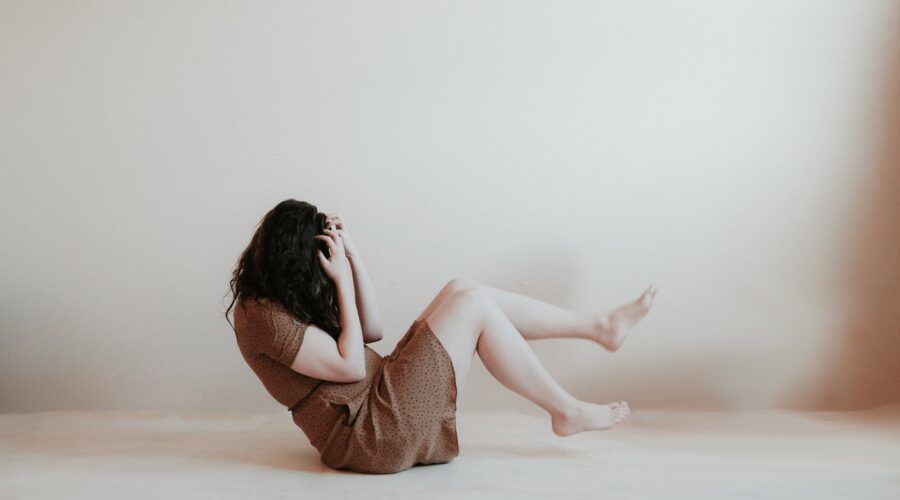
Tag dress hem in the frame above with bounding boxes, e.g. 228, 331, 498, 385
415, 318, 460, 458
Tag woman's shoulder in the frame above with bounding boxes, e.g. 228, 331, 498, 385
238, 296, 305, 326
233, 297, 291, 349
242, 295, 318, 327
235, 296, 276, 328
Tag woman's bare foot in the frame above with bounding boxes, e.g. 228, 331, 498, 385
593, 284, 657, 352
551, 400, 631, 437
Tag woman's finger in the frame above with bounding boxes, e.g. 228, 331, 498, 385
327, 229, 346, 252
314, 234, 334, 249
319, 231, 339, 246
322, 228, 343, 244
325, 213, 344, 230
314, 234, 336, 254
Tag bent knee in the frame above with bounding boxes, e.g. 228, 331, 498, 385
447, 286, 493, 313
444, 277, 479, 296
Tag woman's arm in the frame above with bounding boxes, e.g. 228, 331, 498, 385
334, 268, 367, 375
324, 214, 383, 343
346, 251, 384, 343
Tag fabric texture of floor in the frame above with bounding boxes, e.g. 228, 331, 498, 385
2, 406, 899, 499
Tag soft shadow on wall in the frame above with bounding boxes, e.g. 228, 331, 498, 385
789, 29, 900, 411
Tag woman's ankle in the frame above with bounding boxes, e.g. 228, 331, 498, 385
549, 396, 581, 423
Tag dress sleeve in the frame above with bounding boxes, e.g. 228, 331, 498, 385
261, 307, 310, 367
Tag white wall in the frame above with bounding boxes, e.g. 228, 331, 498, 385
2, 0, 898, 414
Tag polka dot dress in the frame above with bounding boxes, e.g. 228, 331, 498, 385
233, 299, 459, 474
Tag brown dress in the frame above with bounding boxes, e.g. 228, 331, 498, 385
232, 298, 459, 474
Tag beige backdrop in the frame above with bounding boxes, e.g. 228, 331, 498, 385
2, 1, 898, 414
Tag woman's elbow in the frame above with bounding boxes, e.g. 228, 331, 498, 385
364, 328, 384, 343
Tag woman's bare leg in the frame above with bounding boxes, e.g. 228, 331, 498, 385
420, 278, 657, 352
418, 286, 631, 436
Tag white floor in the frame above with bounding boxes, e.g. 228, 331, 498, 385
2, 406, 899, 499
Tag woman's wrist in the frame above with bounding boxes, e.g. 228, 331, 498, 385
336, 275, 355, 294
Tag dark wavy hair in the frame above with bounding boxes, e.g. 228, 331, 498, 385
224, 199, 340, 339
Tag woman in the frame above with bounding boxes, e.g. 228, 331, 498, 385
225, 199, 656, 474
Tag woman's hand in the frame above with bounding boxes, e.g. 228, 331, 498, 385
314, 228, 353, 288
324, 213, 358, 259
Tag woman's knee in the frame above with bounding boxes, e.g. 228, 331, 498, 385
447, 285, 495, 318
443, 277, 480, 297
